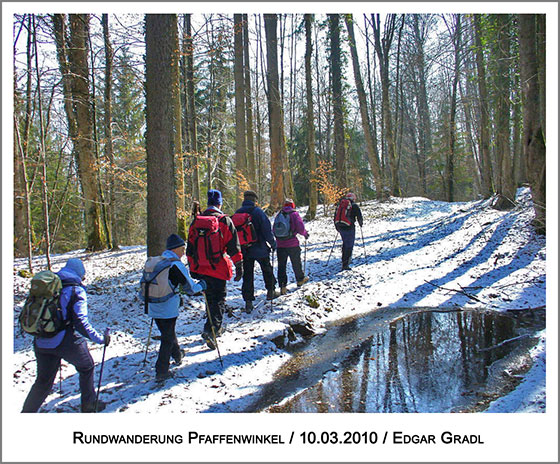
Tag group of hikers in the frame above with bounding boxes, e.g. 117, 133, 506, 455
20, 190, 363, 412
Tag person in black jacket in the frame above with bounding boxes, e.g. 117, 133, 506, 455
334, 192, 363, 270
234, 190, 280, 313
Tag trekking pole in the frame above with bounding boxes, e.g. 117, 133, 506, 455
270, 250, 275, 312
326, 232, 338, 266
143, 318, 154, 364
203, 292, 224, 368
95, 328, 110, 412
303, 238, 308, 275
59, 364, 63, 395
360, 225, 367, 262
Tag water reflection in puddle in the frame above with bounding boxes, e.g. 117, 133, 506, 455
252, 309, 536, 413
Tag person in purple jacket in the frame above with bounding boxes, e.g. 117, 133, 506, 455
275, 199, 310, 295
21, 258, 110, 413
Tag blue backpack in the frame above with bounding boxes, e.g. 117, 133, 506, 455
273, 211, 293, 239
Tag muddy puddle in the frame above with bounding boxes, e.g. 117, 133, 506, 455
246, 307, 544, 413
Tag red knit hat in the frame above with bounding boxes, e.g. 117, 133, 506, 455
284, 198, 295, 209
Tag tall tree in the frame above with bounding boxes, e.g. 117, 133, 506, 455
264, 14, 285, 211
102, 14, 119, 249
185, 14, 200, 203
14, 15, 34, 261
145, 14, 179, 256
518, 14, 546, 234
329, 14, 347, 189
493, 15, 516, 209
243, 14, 257, 188
372, 14, 400, 196
473, 14, 494, 198
411, 14, 432, 196
444, 14, 461, 202
53, 14, 106, 251
234, 14, 247, 205
345, 14, 384, 199
304, 14, 318, 220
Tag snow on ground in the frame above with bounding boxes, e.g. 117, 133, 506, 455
10, 188, 547, 413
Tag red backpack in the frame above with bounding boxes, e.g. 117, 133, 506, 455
187, 214, 225, 270
231, 211, 257, 247
334, 198, 353, 226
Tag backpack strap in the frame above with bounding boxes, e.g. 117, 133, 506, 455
61, 283, 80, 328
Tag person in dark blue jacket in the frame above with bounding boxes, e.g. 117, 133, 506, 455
22, 258, 110, 413
235, 190, 280, 313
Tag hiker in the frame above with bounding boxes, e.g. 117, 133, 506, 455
187, 189, 243, 349
274, 198, 310, 294
334, 192, 363, 270
146, 233, 206, 381
22, 258, 110, 413
234, 190, 280, 313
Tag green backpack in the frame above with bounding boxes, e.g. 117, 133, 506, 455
19, 270, 71, 338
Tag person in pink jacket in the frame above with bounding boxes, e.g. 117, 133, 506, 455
274, 199, 310, 295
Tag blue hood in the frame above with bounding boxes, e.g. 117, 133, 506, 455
57, 267, 83, 286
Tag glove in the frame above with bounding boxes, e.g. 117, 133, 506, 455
305, 232, 310, 240
103, 333, 111, 346
234, 262, 244, 281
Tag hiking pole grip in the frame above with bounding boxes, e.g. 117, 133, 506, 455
95, 328, 110, 412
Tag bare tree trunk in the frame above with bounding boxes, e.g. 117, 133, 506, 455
102, 14, 120, 249
329, 14, 347, 189
145, 14, 179, 256
372, 14, 400, 196
186, 15, 200, 203
264, 14, 284, 211
445, 15, 461, 202
33, 16, 52, 267
412, 15, 431, 196
493, 15, 516, 209
304, 14, 317, 220
345, 14, 384, 199
518, 14, 546, 234
243, 14, 257, 189
14, 15, 34, 260
234, 14, 248, 206
473, 14, 494, 198
53, 14, 106, 251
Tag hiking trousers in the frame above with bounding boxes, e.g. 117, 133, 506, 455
154, 317, 181, 376
242, 255, 276, 301
22, 331, 96, 412
200, 275, 227, 334
277, 246, 304, 287
337, 226, 356, 268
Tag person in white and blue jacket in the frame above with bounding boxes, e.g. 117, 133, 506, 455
148, 233, 206, 381
22, 258, 110, 413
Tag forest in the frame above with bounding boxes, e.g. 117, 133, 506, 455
13, 13, 546, 262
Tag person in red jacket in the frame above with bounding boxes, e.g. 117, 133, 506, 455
187, 189, 243, 349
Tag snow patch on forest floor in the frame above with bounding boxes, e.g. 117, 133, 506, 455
10, 187, 547, 414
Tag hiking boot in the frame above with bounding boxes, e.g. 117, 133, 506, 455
245, 300, 254, 314
81, 400, 107, 413
296, 276, 309, 287
280, 286, 288, 295
266, 289, 281, 300
155, 371, 174, 382
173, 349, 185, 365
342, 264, 351, 271
201, 331, 216, 350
